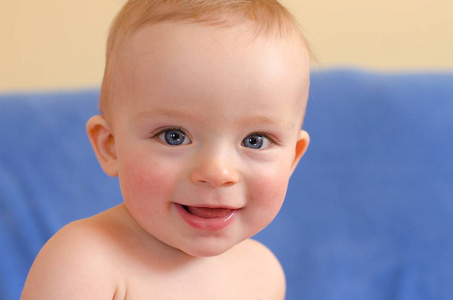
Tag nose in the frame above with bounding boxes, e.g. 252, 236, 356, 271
190, 149, 240, 188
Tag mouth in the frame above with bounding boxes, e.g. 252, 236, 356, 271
175, 204, 238, 231
183, 205, 235, 219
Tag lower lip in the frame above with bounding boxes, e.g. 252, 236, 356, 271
174, 204, 238, 231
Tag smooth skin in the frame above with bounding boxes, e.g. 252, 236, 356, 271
22, 20, 310, 299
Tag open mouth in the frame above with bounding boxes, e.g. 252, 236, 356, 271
175, 204, 238, 230
183, 205, 235, 219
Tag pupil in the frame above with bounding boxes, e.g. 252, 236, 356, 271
243, 135, 263, 149
249, 137, 258, 145
170, 132, 179, 140
165, 130, 184, 145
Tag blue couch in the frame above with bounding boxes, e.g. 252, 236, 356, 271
1, 69, 452, 300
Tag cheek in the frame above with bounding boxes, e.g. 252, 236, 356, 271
118, 156, 174, 213
247, 165, 292, 223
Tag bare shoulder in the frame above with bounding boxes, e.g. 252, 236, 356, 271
21, 208, 124, 300
231, 239, 286, 299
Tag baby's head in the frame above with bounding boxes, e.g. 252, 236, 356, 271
88, 0, 311, 257
99, 0, 311, 120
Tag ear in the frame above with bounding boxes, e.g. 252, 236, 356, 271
291, 130, 310, 174
86, 115, 119, 177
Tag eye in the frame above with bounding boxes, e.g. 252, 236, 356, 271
157, 128, 191, 146
242, 133, 272, 150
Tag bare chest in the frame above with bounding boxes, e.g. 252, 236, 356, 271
112, 258, 267, 300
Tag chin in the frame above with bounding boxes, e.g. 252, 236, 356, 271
179, 238, 242, 258
182, 245, 231, 258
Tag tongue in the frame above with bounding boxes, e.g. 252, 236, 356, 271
186, 207, 233, 218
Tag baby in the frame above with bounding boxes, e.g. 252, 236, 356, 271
22, 0, 311, 299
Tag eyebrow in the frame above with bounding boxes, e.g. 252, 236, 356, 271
134, 109, 295, 130
134, 109, 200, 123
237, 115, 295, 130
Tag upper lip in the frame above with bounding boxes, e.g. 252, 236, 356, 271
176, 203, 241, 210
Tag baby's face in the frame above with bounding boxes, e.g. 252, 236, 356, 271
108, 21, 310, 257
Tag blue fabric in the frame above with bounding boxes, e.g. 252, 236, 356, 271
1, 69, 452, 299
0, 91, 122, 299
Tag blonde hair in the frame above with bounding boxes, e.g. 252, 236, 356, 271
100, 0, 310, 117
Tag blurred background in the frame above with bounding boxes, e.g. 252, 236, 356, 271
1, 0, 453, 91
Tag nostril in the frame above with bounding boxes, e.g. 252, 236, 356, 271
189, 155, 240, 187
191, 170, 239, 188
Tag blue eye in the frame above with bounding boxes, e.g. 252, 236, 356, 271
158, 129, 191, 146
242, 134, 271, 149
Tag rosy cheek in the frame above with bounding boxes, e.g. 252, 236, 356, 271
118, 157, 173, 208
249, 167, 291, 214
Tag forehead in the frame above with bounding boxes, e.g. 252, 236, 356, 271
113, 21, 310, 122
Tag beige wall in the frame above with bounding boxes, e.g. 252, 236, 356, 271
1, 0, 452, 91
285, 0, 453, 69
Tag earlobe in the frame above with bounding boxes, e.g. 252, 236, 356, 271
291, 130, 310, 174
86, 115, 119, 177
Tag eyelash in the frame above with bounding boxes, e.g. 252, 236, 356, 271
149, 128, 280, 148
149, 127, 186, 138
246, 131, 280, 148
